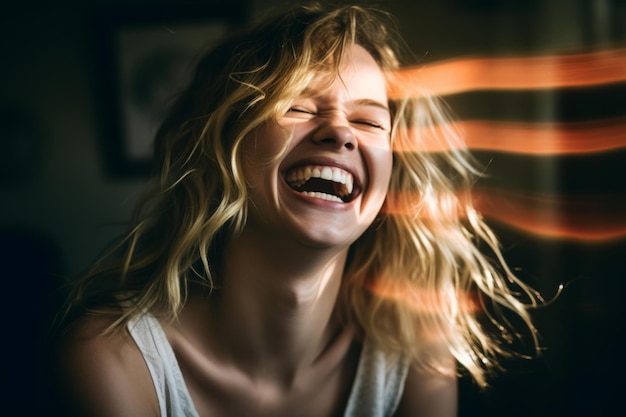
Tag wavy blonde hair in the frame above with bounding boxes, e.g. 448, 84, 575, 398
59, 3, 544, 387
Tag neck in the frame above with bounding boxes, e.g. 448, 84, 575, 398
208, 229, 351, 384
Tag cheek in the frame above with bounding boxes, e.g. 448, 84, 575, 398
246, 116, 298, 157
370, 144, 393, 189
362, 144, 393, 217
241, 124, 294, 200
243, 126, 284, 163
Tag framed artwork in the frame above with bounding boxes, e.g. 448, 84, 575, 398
93, 3, 248, 177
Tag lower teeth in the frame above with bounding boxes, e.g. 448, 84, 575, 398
302, 191, 343, 203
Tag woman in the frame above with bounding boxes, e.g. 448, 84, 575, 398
53, 3, 543, 416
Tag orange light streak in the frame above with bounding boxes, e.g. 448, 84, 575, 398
392, 118, 626, 155
389, 46, 626, 97
367, 278, 479, 314
384, 45, 626, 244
383, 189, 626, 242
472, 188, 626, 242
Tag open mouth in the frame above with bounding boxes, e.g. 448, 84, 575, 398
285, 165, 357, 203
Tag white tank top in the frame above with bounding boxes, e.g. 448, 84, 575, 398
128, 314, 409, 417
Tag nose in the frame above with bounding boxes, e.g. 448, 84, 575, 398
311, 121, 357, 151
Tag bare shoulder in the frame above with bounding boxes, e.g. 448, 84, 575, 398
394, 360, 459, 417
52, 316, 160, 417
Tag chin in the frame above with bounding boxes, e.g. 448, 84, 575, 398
289, 223, 366, 251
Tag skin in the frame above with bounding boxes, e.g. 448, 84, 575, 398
54, 44, 457, 417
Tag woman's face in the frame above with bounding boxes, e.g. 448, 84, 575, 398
242, 43, 393, 250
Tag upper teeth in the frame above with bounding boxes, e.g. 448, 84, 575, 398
286, 165, 354, 195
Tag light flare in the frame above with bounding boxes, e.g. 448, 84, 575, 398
388, 46, 626, 97
384, 44, 625, 243
366, 278, 478, 344
383, 189, 626, 242
367, 277, 479, 315
383, 190, 465, 221
472, 188, 626, 242
392, 118, 626, 155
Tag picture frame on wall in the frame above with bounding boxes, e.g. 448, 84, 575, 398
92, 3, 248, 177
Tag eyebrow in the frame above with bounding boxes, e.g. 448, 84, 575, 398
352, 98, 390, 112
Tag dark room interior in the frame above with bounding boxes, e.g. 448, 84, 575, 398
2, 1, 624, 415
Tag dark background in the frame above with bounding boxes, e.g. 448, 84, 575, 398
1, 0, 624, 415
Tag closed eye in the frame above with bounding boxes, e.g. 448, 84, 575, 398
287, 107, 315, 115
353, 120, 386, 130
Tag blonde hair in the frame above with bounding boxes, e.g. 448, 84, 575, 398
59, 3, 544, 388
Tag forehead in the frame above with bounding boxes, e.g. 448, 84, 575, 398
300, 44, 388, 103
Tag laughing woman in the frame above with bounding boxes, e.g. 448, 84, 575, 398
53, 3, 543, 416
